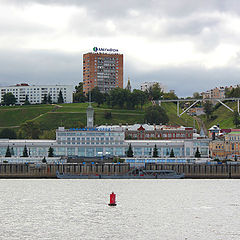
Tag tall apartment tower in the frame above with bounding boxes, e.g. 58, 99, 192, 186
83, 52, 123, 94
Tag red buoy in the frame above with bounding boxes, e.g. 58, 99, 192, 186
108, 192, 117, 206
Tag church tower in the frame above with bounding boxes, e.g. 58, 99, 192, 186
126, 77, 131, 92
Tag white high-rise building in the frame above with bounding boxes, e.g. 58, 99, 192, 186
140, 82, 167, 93
0, 83, 74, 105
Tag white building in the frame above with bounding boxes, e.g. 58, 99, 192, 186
0, 83, 74, 105
140, 82, 167, 93
0, 127, 210, 158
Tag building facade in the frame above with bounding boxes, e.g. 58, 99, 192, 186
201, 87, 225, 99
83, 52, 123, 94
0, 84, 74, 105
210, 132, 240, 159
124, 124, 193, 140
0, 127, 210, 159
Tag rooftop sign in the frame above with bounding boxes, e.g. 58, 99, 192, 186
93, 47, 118, 53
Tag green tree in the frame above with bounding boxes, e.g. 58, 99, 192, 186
203, 101, 213, 119
147, 83, 163, 100
126, 143, 133, 157
195, 147, 201, 158
163, 92, 178, 100
170, 149, 175, 158
47, 93, 52, 104
42, 94, 48, 104
74, 82, 87, 103
5, 146, 11, 157
144, 105, 169, 124
233, 111, 240, 128
89, 87, 104, 106
48, 146, 54, 157
57, 90, 64, 104
2, 93, 16, 106
109, 88, 126, 108
22, 145, 29, 157
24, 95, 30, 105
19, 121, 41, 139
42, 157, 47, 163
152, 144, 158, 157
11, 147, 14, 156
0, 128, 17, 139
192, 92, 202, 99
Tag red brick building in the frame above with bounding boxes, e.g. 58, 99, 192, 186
125, 125, 193, 140
83, 52, 123, 94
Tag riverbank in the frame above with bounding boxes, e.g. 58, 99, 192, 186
0, 163, 240, 178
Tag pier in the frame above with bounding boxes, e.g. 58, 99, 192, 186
0, 163, 240, 178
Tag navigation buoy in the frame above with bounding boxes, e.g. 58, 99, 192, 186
108, 192, 117, 206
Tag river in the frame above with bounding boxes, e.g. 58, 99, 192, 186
0, 179, 239, 240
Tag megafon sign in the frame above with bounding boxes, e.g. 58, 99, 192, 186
93, 47, 118, 53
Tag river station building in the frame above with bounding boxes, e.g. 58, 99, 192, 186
83, 52, 123, 94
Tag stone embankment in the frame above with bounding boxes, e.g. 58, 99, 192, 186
0, 163, 239, 178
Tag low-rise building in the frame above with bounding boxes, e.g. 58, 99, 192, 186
0, 126, 210, 158
0, 83, 74, 104
201, 86, 225, 99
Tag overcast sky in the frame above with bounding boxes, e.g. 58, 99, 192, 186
1, 0, 240, 96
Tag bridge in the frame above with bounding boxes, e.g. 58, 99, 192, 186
156, 98, 240, 117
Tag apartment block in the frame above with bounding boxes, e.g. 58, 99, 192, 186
83, 52, 123, 94
0, 83, 74, 105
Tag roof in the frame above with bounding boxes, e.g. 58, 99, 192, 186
0, 139, 56, 143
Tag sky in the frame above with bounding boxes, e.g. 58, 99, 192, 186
1, 0, 240, 96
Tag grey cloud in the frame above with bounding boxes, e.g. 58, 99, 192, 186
0, 50, 82, 87
0, 20, 53, 35
0, 49, 240, 97
125, 62, 240, 97
4, 0, 240, 17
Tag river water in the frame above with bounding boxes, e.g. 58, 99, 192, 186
0, 179, 240, 240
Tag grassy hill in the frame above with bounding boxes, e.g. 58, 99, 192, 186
0, 102, 197, 133
200, 101, 237, 129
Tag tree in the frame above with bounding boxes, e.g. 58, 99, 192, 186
126, 143, 133, 157
74, 82, 87, 103
144, 105, 169, 124
22, 145, 29, 157
163, 92, 178, 100
203, 101, 213, 119
24, 95, 30, 105
195, 147, 201, 158
170, 149, 175, 158
42, 94, 48, 104
147, 83, 163, 100
48, 146, 54, 157
2, 93, 16, 106
90, 87, 104, 106
152, 144, 158, 157
192, 92, 202, 99
19, 121, 41, 139
233, 111, 240, 128
57, 90, 64, 104
0, 128, 17, 139
11, 147, 14, 156
109, 88, 126, 108
47, 93, 52, 104
42, 157, 47, 163
5, 146, 11, 157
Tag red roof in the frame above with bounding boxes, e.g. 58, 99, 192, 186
137, 125, 145, 131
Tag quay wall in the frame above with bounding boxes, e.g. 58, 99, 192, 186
0, 163, 240, 178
